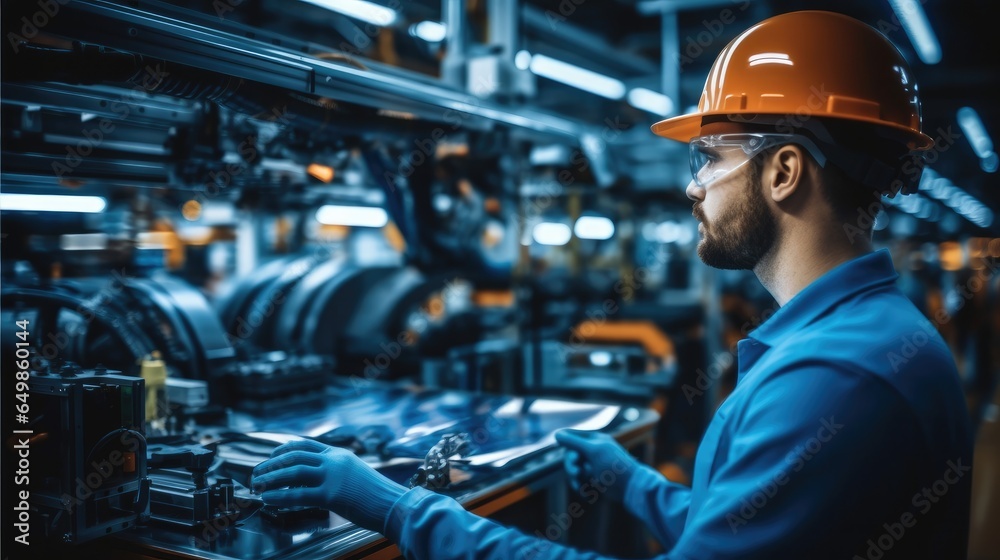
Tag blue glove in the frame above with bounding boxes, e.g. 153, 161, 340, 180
555, 429, 640, 503
250, 438, 407, 533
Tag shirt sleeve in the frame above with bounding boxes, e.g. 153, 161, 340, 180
622, 463, 693, 548
663, 360, 919, 559
384, 487, 690, 560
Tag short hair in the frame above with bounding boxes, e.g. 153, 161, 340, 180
746, 117, 912, 236
812, 118, 914, 235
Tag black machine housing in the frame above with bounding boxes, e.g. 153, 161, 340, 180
26, 365, 150, 545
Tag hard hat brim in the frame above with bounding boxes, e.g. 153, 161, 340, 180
651, 111, 935, 151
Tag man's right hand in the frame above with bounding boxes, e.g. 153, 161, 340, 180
555, 429, 640, 502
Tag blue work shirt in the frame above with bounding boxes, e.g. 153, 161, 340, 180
383, 249, 973, 559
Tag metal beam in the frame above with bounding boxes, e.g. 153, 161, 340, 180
28, 0, 594, 143
661, 10, 681, 116
488, 0, 519, 58
521, 5, 659, 76
442, 0, 468, 89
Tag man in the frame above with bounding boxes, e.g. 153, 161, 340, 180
251, 11, 972, 559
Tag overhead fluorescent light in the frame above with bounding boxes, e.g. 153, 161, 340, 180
514, 50, 532, 71
0, 193, 107, 213
887, 0, 942, 64
982, 154, 1000, 174
529, 144, 571, 166
957, 107, 997, 173
574, 216, 615, 240
958, 200, 994, 228
900, 194, 922, 215
411, 21, 446, 43
528, 54, 626, 100
957, 107, 993, 158
298, 0, 397, 26
200, 202, 237, 224
942, 190, 962, 209
918, 170, 995, 228
915, 197, 934, 220
627, 87, 675, 116
975, 208, 994, 228
60, 233, 109, 251
532, 222, 572, 246
315, 205, 389, 227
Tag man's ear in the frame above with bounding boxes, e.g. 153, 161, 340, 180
766, 145, 806, 203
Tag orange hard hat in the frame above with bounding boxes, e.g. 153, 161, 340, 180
652, 11, 934, 151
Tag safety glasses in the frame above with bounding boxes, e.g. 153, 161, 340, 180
689, 133, 827, 188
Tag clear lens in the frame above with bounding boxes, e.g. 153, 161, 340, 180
689, 143, 753, 187
688, 133, 826, 188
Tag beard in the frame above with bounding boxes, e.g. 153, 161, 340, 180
694, 172, 778, 270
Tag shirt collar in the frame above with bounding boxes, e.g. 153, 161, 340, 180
748, 249, 900, 348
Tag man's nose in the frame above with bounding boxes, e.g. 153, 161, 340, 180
686, 180, 704, 202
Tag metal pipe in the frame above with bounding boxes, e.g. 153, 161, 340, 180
522, 6, 658, 76
488, 0, 518, 59
661, 10, 680, 116
442, 0, 467, 89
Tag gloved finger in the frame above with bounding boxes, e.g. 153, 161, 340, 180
570, 430, 629, 457
564, 452, 581, 477
564, 461, 582, 492
569, 428, 603, 439
564, 449, 586, 475
572, 430, 616, 446
270, 438, 329, 458
597, 440, 633, 464
251, 464, 324, 494
555, 429, 598, 453
260, 487, 321, 508
253, 450, 325, 478
567, 475, 581, 493
564, 449, 581, 466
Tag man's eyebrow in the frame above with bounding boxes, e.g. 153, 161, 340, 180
698, 146, 722, 157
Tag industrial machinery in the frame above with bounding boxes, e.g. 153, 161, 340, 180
0, 0, 699, 557
421, 338, 526, 394
536, 320, 678, 399
144, 442, 247, 530
214, 256, 490, 380
25, 364, 150, 545
0, 274, 236, 383
214, 351, 335, 413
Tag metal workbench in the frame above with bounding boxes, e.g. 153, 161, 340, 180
67, 380, 659, 559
